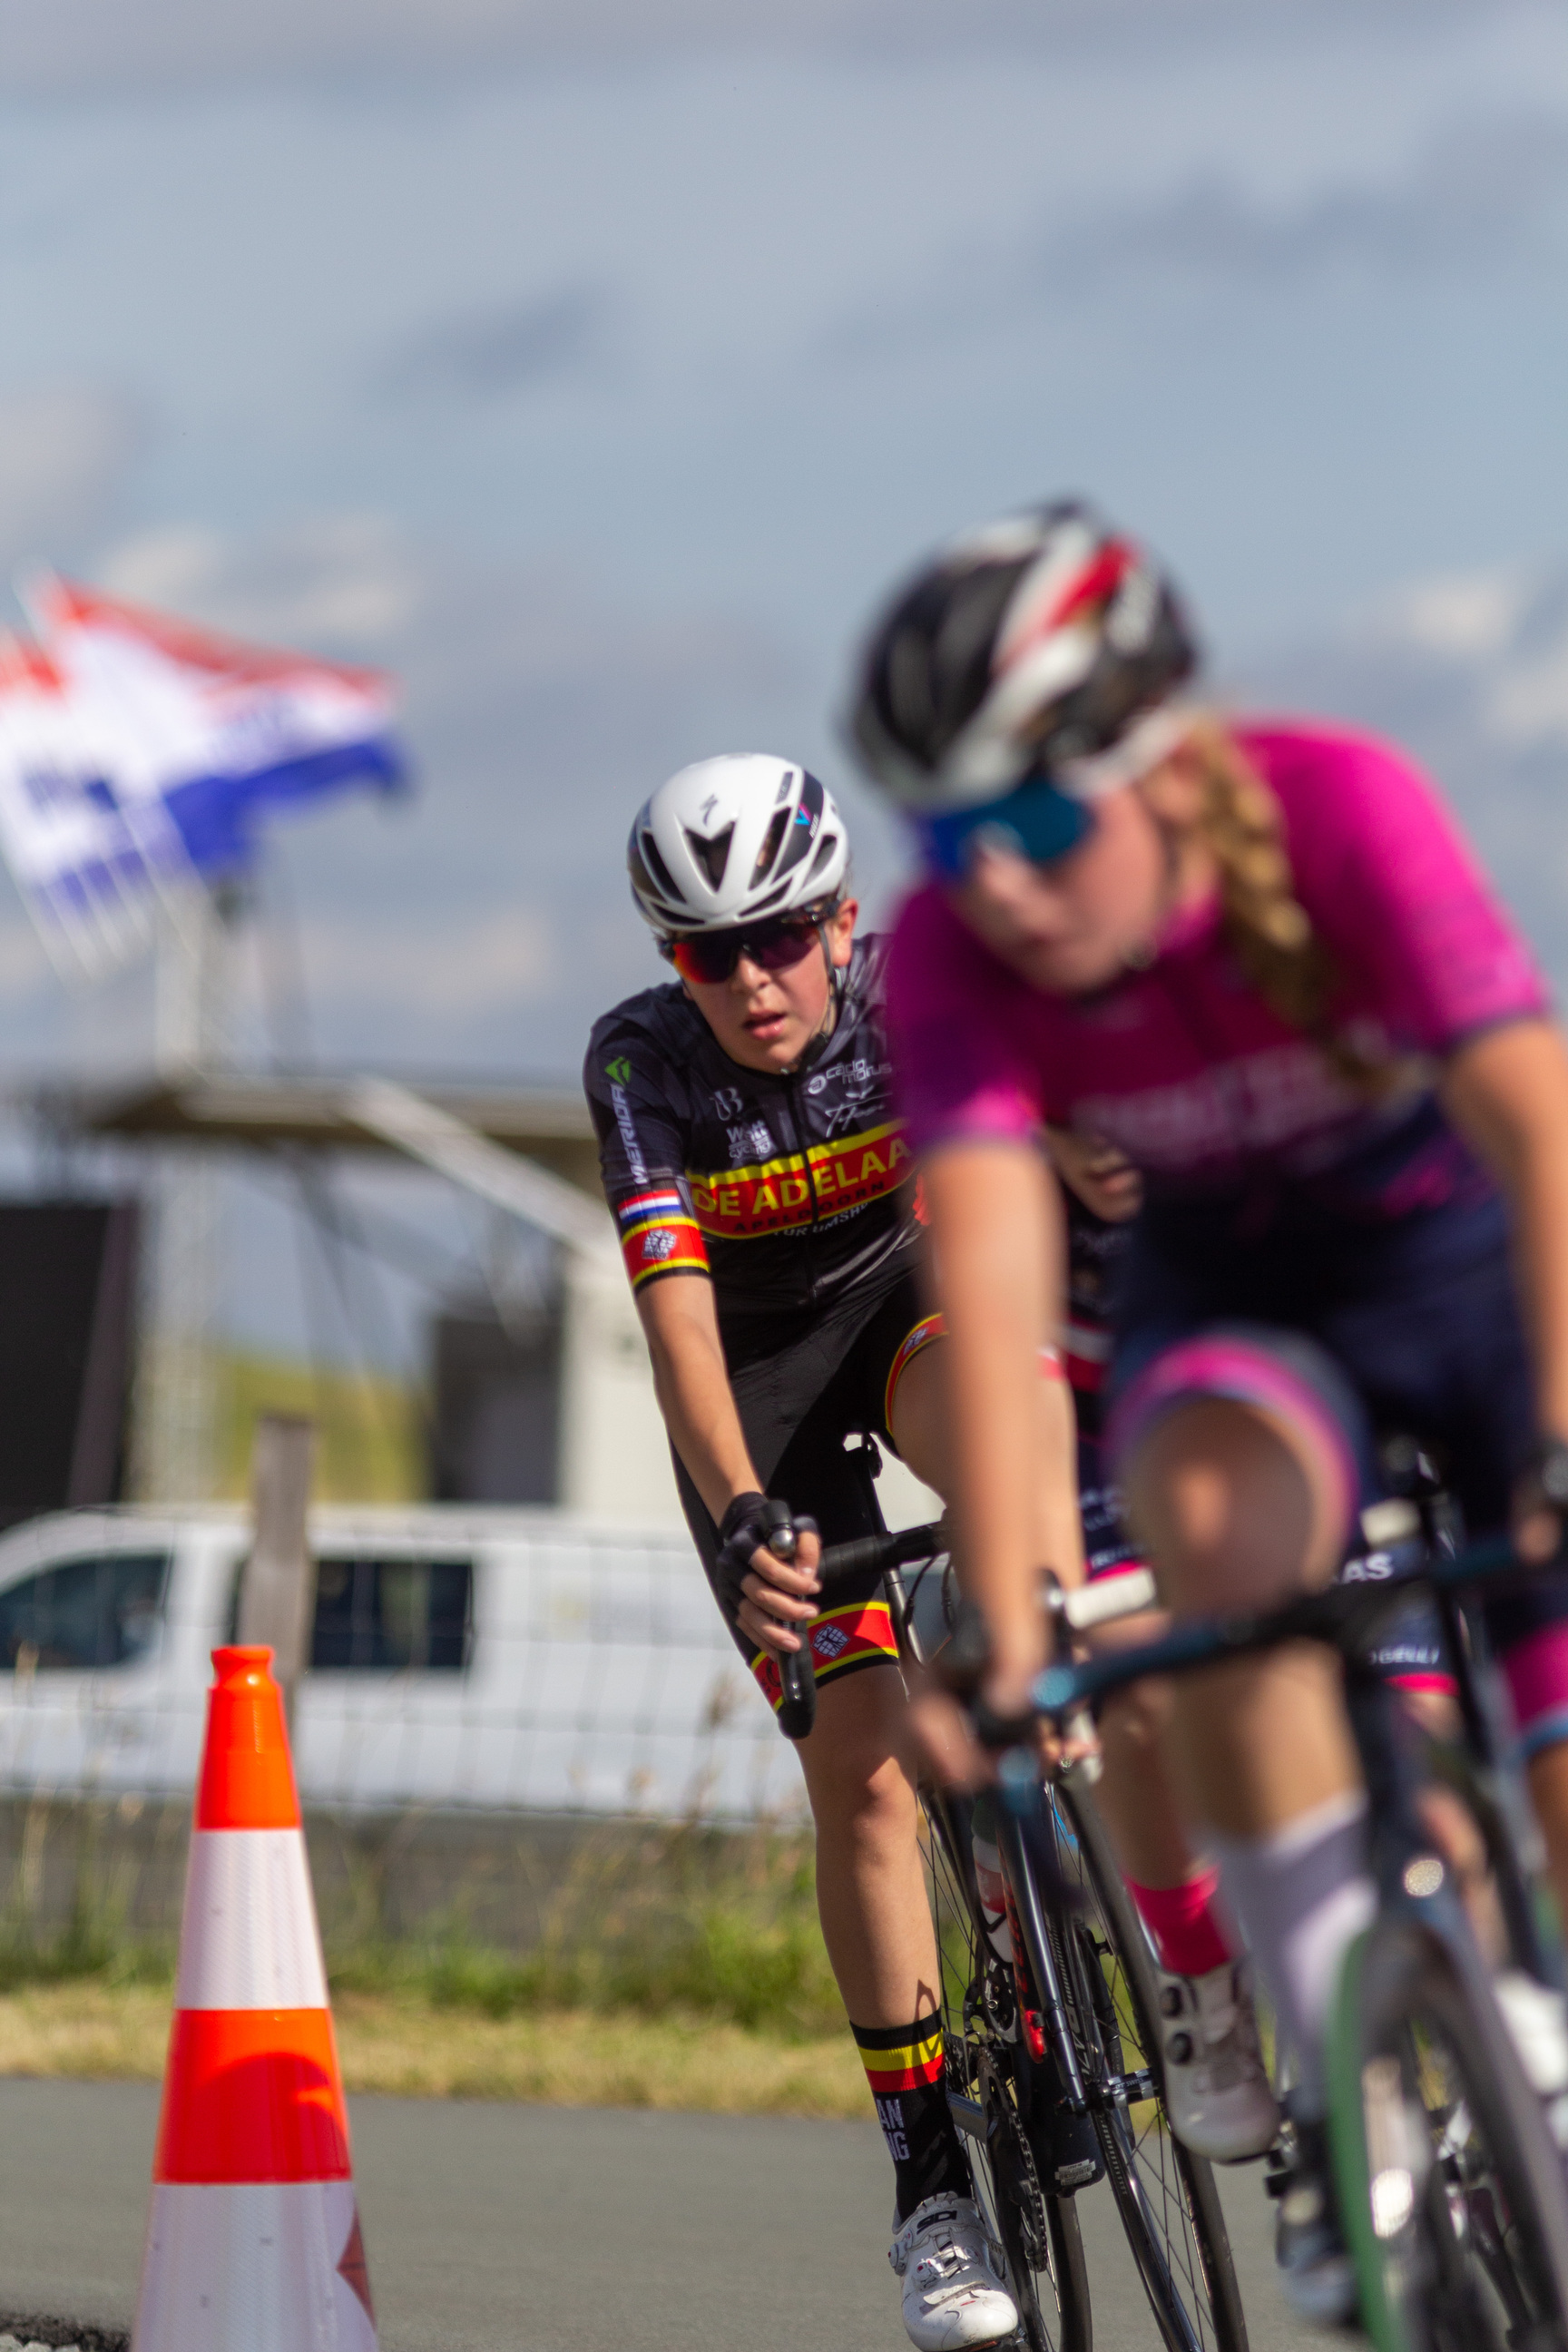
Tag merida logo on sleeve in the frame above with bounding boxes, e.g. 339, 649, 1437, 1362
605, 1060, 647, 1185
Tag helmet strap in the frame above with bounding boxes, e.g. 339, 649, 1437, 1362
784, 922, 845, 1075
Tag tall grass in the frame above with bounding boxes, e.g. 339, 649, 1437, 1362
0, 1812, 845, 2039
328, 1818, 842, 2036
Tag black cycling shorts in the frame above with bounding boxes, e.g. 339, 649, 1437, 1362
676, 1271, 941, 1712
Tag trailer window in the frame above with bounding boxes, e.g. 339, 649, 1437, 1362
0, 1553, 169, 1671
310, 1557, 472, 1672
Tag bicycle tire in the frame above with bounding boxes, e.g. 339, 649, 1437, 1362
1328, 1910, 1568, 2352
923, 1788, 1092, 2352
1031, 1779, 1250, 2352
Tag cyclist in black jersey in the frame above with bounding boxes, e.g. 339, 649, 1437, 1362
584, 754, 1082, 2352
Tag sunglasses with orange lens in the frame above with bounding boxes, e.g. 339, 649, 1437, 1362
662, 914, 822, 987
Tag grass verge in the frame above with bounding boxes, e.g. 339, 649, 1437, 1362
0, 1819, 873, 2119
0, 1983, 871, 2118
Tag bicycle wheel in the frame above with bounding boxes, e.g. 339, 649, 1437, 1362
1029, 1779, 1249, 2352
923, 1788, 1092, 2352
1329, 1911, 1568, 2352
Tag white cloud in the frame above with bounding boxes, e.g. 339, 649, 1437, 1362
0, 386, 142, 577
99, 516, 426, 650
1374, 566, 1537, 661
1239, 560, 1568, 1005
1358, 563, 1568, 750
299, 904, 552, 1018
1489, 640, 1568, 748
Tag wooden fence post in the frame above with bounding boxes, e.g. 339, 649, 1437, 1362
238, 1413, 316, 1727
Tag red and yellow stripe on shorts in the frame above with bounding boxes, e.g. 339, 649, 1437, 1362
882, 1309, 1064, 1437
750, 1597, 898, 1713
883, 1311, 946, 1436
852, 2013, 946, 2095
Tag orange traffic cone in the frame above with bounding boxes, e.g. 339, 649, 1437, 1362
133, 1645, 377, 2351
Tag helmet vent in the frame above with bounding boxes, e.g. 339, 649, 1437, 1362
772, 769, 823, 879
805, 830, 839, 884
685, 824, 734, 891
638, 829, 681, 906
751, 807, 790, 886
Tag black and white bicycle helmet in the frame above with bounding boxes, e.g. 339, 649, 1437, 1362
848, 501, 1197, 818
628, 753, 849, 936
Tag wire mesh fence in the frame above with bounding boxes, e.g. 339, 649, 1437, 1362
0, 1505, 809, 1832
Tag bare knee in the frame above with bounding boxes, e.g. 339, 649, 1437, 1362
1124, 1396, 1346, 1615
1099, 1675, 1172, 1758
802, 1677, 919, 1866
809, 1743, 917, 1861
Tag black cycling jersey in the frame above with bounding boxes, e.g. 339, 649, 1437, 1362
583, 934, 921, 1353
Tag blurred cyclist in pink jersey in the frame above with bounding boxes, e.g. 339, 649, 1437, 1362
847, 500, 1568, 2322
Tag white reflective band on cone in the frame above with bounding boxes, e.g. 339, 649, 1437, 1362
175, 1830, 328, 2011
134, 2180, 377, 2352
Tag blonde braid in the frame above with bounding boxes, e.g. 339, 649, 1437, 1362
1182, 718, 1396, 1094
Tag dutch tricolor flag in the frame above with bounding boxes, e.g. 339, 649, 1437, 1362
0, 575, 407, 975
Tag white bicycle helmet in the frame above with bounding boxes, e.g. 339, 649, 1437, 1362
627, 753, 849, 936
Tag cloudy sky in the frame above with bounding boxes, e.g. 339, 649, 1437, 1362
2, 0, 1567, 1359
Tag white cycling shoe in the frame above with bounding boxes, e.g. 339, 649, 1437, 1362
1156, 1959, 1280, 2162
890, 2194, 1020, 2351
1494, 1968, 1568, 2146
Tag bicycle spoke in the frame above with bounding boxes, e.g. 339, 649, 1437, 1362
922, 1795, 1088, 2352
1037, 1785, 1246, 2352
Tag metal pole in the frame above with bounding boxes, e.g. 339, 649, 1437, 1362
239, 1411, 317, 1728
128, 890, 233, 1500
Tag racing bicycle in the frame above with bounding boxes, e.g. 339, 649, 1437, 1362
776, 1489, 1249, 2352
1034, 1483, 1568, 2352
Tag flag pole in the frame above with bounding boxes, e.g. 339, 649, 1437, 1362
129, 889, 236, 1503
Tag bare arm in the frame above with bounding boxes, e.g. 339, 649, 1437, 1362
919, 1136, 1069, 1703
635, 1272, 819, 1651
636, 1272, 759, 1523
1441, 1017, 1568, 1443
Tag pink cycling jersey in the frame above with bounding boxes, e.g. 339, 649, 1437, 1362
887, 720, 1548, 1207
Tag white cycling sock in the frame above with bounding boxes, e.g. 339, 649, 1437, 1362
1210, 1789, 1374, 2115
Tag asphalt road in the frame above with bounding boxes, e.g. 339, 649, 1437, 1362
0, 2077, 1320, 2352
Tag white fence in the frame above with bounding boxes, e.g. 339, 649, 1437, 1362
0, 1505, 826, 1825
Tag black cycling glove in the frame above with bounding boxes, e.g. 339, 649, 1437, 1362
715, 1491, 780, 1614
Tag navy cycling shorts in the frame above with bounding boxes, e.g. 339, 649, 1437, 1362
1103, 1186, 1568, 1656
1077, 1426, 1455, 1693
674, 1270, 936, 1711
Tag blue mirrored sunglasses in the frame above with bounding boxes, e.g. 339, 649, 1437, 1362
916, 773, 1093, 880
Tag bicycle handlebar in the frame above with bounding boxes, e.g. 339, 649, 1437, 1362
818, 1521, 948, 1587
773, 1525, 1164, 1742
1033, 1528, 1524, 1720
